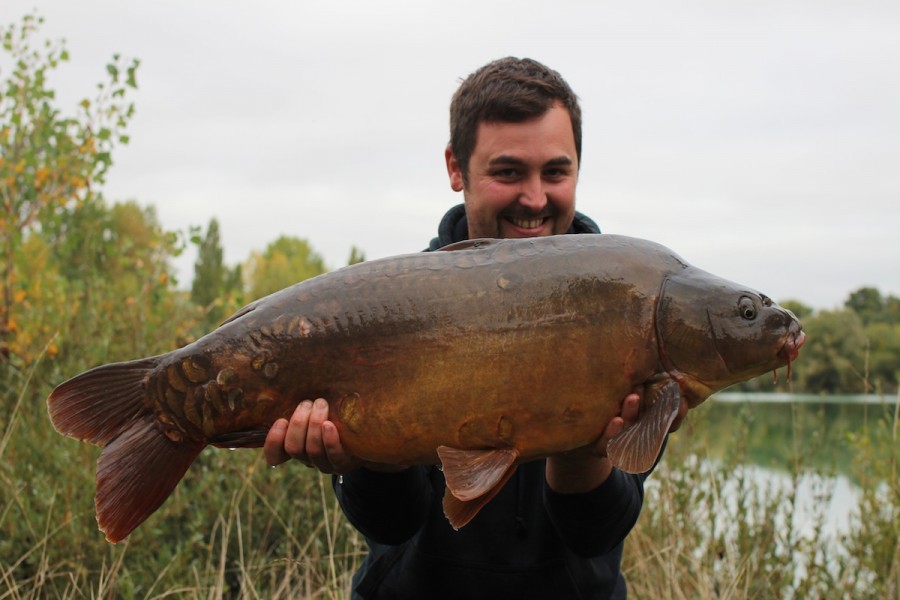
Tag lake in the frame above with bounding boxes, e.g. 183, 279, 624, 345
662, 392, 898, 553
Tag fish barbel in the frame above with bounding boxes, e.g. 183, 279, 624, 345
47, 234, 804, 542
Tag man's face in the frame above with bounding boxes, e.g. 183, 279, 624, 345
446, 102, 579, 240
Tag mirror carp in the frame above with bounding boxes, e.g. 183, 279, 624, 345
48, 234, 804, 542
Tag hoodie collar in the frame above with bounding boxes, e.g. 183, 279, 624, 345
426, 204, 601, 251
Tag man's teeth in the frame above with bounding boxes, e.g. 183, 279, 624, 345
511, 217, 544, 229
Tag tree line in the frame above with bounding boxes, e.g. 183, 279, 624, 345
1, 13, 897, 400
764, 292, 899, 395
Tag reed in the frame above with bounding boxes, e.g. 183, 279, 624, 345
624, 397, 900, 599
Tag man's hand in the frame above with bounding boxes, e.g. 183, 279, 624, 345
590, 391, 642, 456
546, 384, 691, 493
263, 398, 362, 474
545, 389, 642, 494
668, 394, 689, 433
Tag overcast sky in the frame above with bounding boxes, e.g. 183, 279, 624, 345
6, 0, 899, 310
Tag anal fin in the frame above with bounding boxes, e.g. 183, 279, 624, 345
606, 380, 681, 474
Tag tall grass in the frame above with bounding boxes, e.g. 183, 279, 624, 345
0, 349, 366, 599
2, 367, 897, 597
624, 397, 899, 599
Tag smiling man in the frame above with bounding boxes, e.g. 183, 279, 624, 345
265, 57, 685, 599
446, 101, 578, 239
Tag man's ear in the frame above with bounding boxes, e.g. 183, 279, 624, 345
445, 144, 464, 192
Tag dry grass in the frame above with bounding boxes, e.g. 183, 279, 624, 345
2, 380, 897, 598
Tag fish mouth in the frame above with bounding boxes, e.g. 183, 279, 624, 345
779, 329, 806, 363
776, 329, 806, 381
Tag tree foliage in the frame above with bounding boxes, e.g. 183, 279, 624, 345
243, 235, 327, 300
347, 245, 366, 266
0, 13, 139, 363
796, 309, 869, 393
779, 299, 814, 321
745, 288, 900, 395
191, 218, 243, 327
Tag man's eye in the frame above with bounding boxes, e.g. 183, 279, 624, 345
493, 168, 519, 179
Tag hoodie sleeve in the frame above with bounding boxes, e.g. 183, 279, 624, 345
543, 467, 647, 557
332, 466, 434, 545
543, 434, 670, 558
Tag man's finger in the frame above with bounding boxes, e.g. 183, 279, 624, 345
322, 420, 359, 473
622, 392, 641, 422
284, 400, 313, 459
306, 398, 333, 472
264, 418, 290, 466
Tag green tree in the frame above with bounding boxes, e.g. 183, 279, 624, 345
780, 299, 814, 321
864, 321, 900, 394
243, 235, 326, 300
348, 245, 366, 266
885, 295, 900, 323
17, 197, 194, 367
846, 286, 887, 326
798, 309, 869, 393
0, 13, 138, 362
191, 218, 242, 326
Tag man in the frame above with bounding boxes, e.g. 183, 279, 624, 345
265, 57, 687, 598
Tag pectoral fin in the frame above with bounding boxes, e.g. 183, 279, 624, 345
437, 446, 518, 529
606, 380, 681, 474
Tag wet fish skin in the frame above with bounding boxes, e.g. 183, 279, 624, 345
47, 234, 804, 542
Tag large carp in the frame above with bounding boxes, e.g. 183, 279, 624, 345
48, 234, 804, 543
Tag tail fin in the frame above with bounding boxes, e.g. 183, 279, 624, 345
48, 357, 159, 444
96, 414, 203, 543
48, 358, 204, 543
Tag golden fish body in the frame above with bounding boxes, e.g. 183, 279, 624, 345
48, 234, 804, 542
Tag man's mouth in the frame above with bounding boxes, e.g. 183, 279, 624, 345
509, 218, 544, 229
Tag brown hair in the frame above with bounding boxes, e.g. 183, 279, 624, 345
448, 57, 582, 184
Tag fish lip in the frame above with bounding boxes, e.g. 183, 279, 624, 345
778, 329, 806, 364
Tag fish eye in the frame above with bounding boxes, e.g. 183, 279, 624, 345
738, 297, 758, 321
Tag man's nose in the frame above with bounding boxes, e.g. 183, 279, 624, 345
517, 174, 547, 211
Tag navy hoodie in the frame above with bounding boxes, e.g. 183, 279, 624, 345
333, 205, 656, 599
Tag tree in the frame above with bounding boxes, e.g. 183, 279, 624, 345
191, 218, 242, 326
798, 309, 869, 394
348, 245, 366, 266
780, 299, 814, 321
846, 286, 887, 326
885, 295, 900, 323
0, 13, 138, 361
12, 196, 193, 367
863, 321, 900, 394
243, 235, 326, 300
